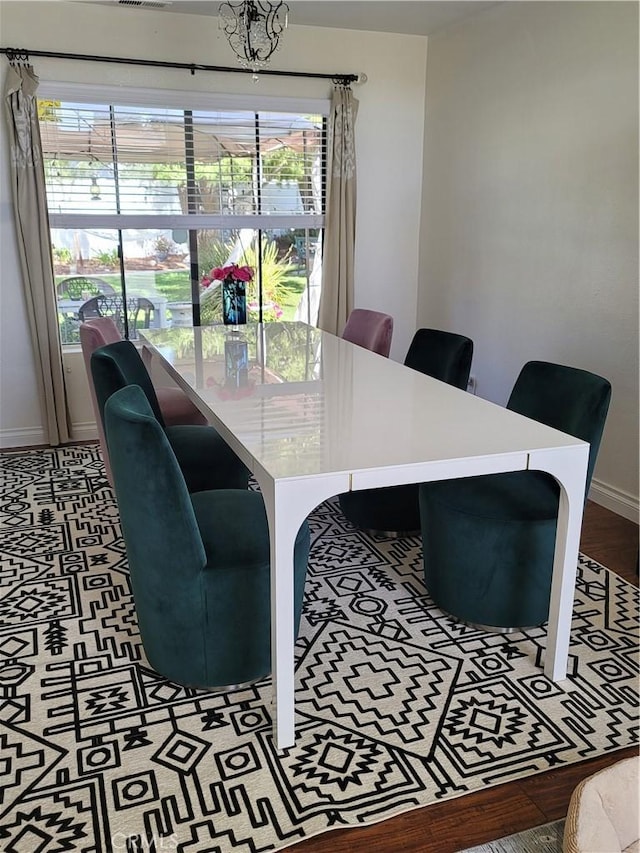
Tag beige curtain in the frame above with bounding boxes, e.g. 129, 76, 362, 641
4, 61, 71, 444
318, 84, 358, 336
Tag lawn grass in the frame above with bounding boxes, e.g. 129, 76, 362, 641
154, 271, 192, 301
278, 274, 306, 321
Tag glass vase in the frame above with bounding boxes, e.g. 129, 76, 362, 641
224, 336, 249, 390
222, 278, 247, 326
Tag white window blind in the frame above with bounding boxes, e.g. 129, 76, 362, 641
39, 86, 328, 232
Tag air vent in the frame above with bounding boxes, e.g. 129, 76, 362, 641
117, 1, 173, 9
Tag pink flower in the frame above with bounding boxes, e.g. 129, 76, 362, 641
209, 263, 254, 282
201, 262, 255, 291
233, 265, 254, 282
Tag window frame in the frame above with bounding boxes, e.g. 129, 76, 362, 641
39, 81, 329, 337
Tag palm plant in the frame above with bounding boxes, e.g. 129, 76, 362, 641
199, 233, 293, 325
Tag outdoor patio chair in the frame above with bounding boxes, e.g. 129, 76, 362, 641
79, 294, 155, 339
57, 276, 116, 299
131, 297, 155, 334
78, 294, 123, 328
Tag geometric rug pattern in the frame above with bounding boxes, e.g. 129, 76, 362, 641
0, 445, 638, 852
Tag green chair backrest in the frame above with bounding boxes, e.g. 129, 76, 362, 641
91, 339, 165, 430
104, 385, 207, 671
507, 360, 612, 492
404, 328, 474, 390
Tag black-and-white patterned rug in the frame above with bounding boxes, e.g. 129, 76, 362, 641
1, 445, 638, 852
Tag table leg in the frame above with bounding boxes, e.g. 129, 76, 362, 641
533, 445, 589, 680
272, 505, 297, 747
258, 478, 305, 750
258, 474, 350, 751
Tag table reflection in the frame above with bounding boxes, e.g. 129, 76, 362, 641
148, 322, 323, 393
144, 323, 329, 477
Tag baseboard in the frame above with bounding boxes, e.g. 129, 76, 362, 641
0, 426, 47, 449
71, 422, 99, 443
0, 423, 98, 450
589, 478, 639, 524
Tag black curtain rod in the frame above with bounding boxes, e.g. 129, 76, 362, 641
0, 47, 360, 85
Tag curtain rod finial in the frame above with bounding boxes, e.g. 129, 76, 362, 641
5, 47, 30, 65
356, 72, 368, 85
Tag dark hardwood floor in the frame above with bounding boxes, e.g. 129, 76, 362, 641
291, 501, 639, 853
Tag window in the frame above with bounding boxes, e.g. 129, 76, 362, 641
38, 84, 328, 344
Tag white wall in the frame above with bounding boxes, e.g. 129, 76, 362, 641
1, 1, 637, 520
419, 1, 639, 519
0, 0, 428, 444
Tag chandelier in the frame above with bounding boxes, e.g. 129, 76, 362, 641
218, 1, 289, 75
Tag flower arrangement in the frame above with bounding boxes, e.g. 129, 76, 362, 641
200, 263, 254, 289
199, 261, 285, 324
201, 263, 254, 326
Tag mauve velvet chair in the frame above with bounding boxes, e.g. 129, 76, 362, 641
91, 339, 249, 494
419, 361, 611, 630
341, 308, 394, 357
104, 384, 310, 689
80, 317, 206, 485
339, 328, 474, 534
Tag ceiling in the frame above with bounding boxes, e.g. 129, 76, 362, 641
83, 1, 502, 37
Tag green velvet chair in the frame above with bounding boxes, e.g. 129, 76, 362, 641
338, 328, 474, 534
91, 339, 249, 494
419, 361, 612, 630
104, 384, 310, 688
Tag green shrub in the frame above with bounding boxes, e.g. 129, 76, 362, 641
243, 238, 294, 308
197, 231, 229, 275
154, 236, 175, 256
58, 316, 80, 345
96, 249, 119, 267
52, 246, 72, 264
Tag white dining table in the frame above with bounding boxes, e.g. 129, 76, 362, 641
139, 322, 590, 751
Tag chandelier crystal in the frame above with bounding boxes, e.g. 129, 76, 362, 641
219, 1, 289, 75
